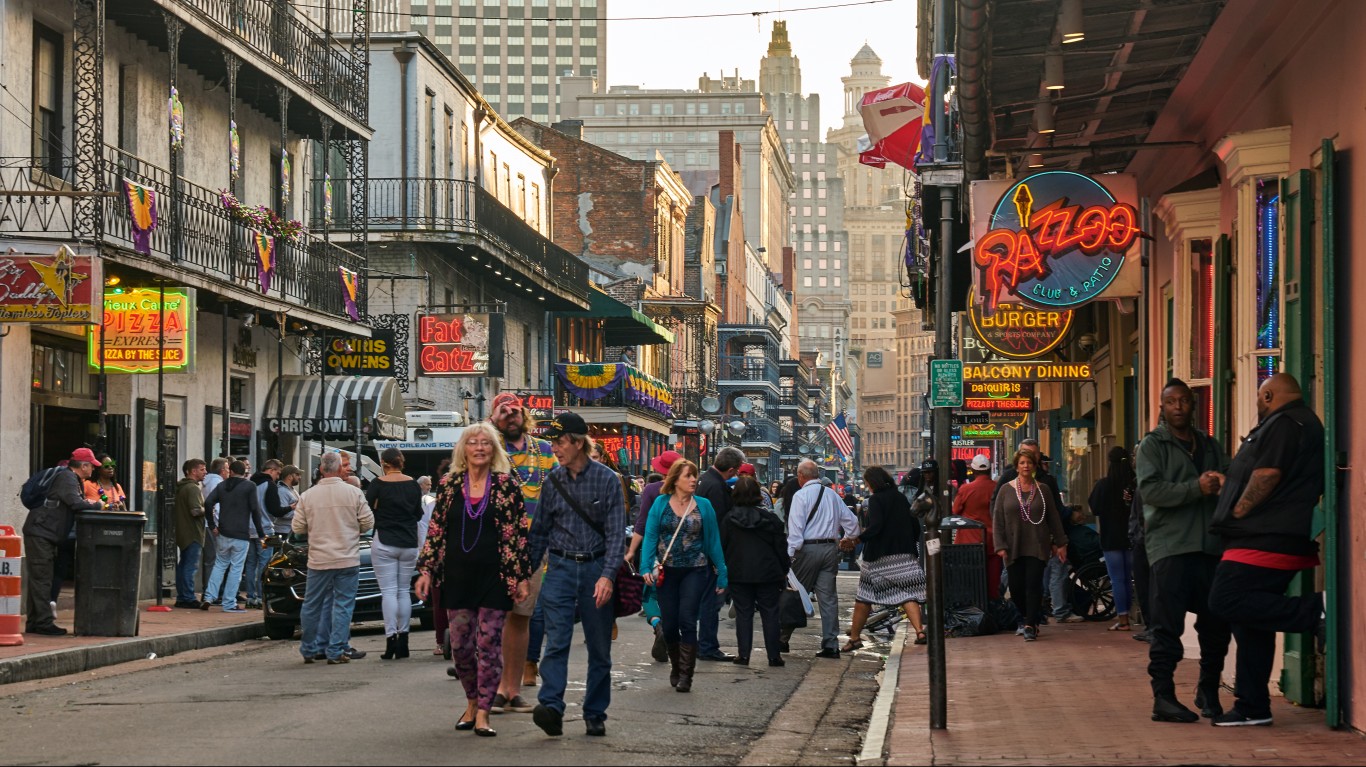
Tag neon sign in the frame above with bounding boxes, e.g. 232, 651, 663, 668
416, 313, 505, 378
972, 171, 1147, 311
968, 302, 1073, 360
88, 287, 196, 374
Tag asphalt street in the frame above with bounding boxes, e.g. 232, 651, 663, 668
1, 572, 885, 766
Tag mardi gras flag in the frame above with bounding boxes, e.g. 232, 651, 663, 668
339, 266, 360, 321
555, 363, 626, 402
122, 178, 159, 256
252, 231, 275, 293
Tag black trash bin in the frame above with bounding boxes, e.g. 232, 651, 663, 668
937, 515, 989, 611
74, 510, 147, 637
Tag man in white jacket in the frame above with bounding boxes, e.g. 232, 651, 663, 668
292, 451, 374, 664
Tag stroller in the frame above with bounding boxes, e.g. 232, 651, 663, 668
1062, 516, 1116, 621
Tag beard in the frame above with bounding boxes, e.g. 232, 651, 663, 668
498, 421, 525, 442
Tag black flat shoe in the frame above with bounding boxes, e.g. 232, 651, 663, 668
455, 719, 475, 731
474, 727, 497, 737
731, 656, 750, 665
768, 658, 786, 667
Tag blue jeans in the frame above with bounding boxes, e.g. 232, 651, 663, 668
176, 541, 202, 604
698, 569, 721, 654
244, 540, 268, 601
657, 566, 709, 645
202, 537, 249, 610
537, 555, 614, 722
1103, 549, 1135, 616
299, 566, 360, 660
1044, 557, 1073, 619
527, 600, 546, 662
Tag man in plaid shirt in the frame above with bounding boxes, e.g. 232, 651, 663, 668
528, 412, 626, 739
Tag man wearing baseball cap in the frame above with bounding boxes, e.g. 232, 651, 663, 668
23, 448, 105, 635
951, 454, 1000, 599
527, 412, 627, 738
488, 391, 558, 711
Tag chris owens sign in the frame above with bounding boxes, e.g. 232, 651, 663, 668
971, 171, 1146, 311
416, 313, 505, 378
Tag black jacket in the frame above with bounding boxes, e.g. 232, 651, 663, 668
249, 472, 284, 520
366, 478, 425, 549
698, 467, 733, 522
23, 468, 101, 544
204, 476, 265, 541
861, 488, 922, 562
720, 504, 790, 584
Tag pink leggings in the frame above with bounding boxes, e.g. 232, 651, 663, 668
447, 608, 507, 711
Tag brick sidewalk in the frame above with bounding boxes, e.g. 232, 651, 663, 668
885, 621, 1366, 766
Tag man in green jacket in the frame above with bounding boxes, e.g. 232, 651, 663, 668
173, 459, 208, 608
1135, 378, 1232, 724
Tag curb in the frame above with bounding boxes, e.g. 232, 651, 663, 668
0, 622, 269, 686
857, 627, 908, 766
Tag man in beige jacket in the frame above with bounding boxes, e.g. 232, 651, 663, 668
293, 451, 374, 664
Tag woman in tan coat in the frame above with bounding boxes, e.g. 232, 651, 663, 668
992, 449, 1068, 642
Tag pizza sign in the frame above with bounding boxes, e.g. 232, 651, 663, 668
971, 171, 1147, 311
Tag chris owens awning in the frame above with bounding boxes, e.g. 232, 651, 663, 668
556, 287, 675, 346
264, 375, 407, 440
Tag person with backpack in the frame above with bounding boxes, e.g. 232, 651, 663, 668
22, 448, 104, 635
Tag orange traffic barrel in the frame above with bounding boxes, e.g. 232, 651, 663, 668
0, 525, 23, 645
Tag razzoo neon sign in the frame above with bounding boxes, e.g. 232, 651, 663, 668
971, 171, 1147, 311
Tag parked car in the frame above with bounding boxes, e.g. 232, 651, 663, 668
262, 533, 433, 641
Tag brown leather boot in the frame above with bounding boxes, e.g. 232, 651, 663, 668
666, 642, 682, 688
676, 643, 698, 693
523, 660, 539, 687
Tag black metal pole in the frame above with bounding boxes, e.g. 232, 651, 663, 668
97, 282, 107, 453
222, 304, 230, 458
319, 333, 327, 456
155, 280, 166, 607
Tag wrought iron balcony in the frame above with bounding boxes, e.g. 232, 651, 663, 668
322, 177, 589, 303
167, 0, 368, 124
671, 386, 720, 420
719, 355, 779, 386
740, 415, 782, 448
779, 385, 813, 410
0, 149, 364, 319
553, 363, 674, 422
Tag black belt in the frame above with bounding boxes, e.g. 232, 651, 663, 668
804, 538, 838, 545
550, 549, 605, 562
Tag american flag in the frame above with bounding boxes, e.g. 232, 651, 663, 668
825, 412, 855, 459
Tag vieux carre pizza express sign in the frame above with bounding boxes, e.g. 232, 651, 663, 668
416, 313, 505, 378
971, 171, 1147, 311
87, 287, 196, 374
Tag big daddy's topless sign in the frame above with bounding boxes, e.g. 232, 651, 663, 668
970, 171, 1147, 312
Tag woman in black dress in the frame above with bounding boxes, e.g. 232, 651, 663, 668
416, 423, 531, 736
365, 447, 425, 659
844, 466, 928, 649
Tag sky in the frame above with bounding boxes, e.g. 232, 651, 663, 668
605, 0, 919, 136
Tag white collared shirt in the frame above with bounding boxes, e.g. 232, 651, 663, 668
786, 481, 859, 557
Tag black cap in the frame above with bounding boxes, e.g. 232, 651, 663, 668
543, 412, 588, 438
920, 459, 939, 472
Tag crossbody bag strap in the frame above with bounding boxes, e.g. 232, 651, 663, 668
806, 485, 827, 528
549, 471, 606, 538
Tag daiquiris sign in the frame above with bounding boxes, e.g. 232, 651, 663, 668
971, 171, 1147, 311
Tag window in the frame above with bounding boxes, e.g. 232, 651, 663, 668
721, 103, 731, 114
651, 104, 661, 115
833, 276, 842, 287
1254, 177, 1281, 383
833, 259, 841, 270
818, 206, 827, 216
802, 241, 812, 251
818, 241, 827, 252
1190, 238, 1214, 380
818, 259, 827, 269
629, 103, 640, 115
32, 24, 63, 175
686, 103, 696, 115
818, 187, 827, 199
803, 276, 812, 287
698, 103, 709, 115
803, 259, 812, 269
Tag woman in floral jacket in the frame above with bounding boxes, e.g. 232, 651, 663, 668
416, 422, 531, 737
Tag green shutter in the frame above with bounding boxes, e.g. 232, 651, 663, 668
1320, 138, 1340, 727
1212, 235, 1232, 449
1278, 171, 1316, 706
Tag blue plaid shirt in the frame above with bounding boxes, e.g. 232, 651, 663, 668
529, 459, 627, 582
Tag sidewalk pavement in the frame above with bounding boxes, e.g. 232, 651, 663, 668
886, 620, 1366, 766
0, 592, 265, 685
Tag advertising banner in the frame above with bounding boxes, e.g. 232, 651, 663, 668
963, 362, 1091, 383
325, 329, 395, 375
967, 301, 1072, 360
971, 171, 1145, 312
0, 245, 102, 324
88, 287, 196, 374
416, 313, 505, 377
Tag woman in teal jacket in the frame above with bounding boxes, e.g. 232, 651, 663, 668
640, 459, 728, 694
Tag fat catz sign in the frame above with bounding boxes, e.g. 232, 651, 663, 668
416, 313, 505, 378
971, 171, 1147, 311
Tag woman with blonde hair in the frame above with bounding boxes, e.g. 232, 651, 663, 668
416, 422, 532, 736
640, 459, 728, 693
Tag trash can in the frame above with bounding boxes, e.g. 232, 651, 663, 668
937, 515, 988, 611
74, 510, 147, 637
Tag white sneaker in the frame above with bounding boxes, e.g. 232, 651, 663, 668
1060, 613, 1085, 624
1015, 625, 1026, 636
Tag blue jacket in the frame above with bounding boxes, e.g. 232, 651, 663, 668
640, 493, 728, 590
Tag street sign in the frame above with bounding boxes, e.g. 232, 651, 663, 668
952, 412, 991, 425
929, 359, 964, 408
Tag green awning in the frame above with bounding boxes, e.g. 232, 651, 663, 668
557, 287, 675, 345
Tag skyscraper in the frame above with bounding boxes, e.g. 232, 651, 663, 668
760, 21, 851, 370
407, 0, 606, 122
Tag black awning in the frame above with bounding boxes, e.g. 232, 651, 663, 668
264, 375, 406, 441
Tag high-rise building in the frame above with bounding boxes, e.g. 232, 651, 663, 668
827, 44, 933, 472
760, 21, 851, 368
406, 0, 606, 122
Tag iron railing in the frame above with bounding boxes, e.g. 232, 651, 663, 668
779, 385, 814, 410
719, 355, 779, 385
552, 363, 674, 421
740, 415, 782, 447
0, 150, 365, 318
328, 177, 589, 302
170, 0, 368, 124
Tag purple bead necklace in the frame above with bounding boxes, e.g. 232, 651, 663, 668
460, 472, 492, 553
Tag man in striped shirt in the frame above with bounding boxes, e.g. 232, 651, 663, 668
491, 392, 559, 712
528, 412, 626, 738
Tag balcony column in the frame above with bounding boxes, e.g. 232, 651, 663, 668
277, 86, 292, 217
164, 12, 185, 264
224, 53, 241, 293
320, 115, 334, 246
71, 0, 105, 241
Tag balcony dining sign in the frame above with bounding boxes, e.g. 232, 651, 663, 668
971, 171, 1147, 312
416, 313, 505, 377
